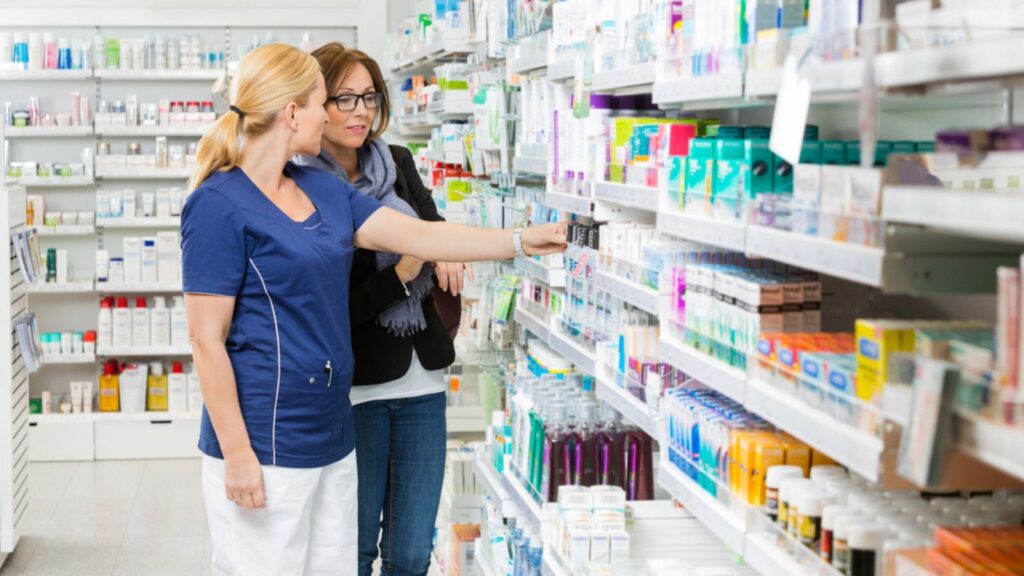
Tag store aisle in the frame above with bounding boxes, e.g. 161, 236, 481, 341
1, 460, 211, 576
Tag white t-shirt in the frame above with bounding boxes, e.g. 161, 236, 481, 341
348, 350, 447, 406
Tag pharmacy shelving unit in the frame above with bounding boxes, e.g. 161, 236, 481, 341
3, 126, 94, 138
491, 24, 1024, 576
0, 186, 30, 562
389, 38, 481, 77
512, 156, 547, 178
514, 256, 566, 288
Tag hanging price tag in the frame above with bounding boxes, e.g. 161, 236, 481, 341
769, 55, 811, 167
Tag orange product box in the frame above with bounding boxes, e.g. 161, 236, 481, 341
775, 433, 811, 477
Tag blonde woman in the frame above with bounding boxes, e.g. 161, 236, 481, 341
182, 43, 565, 576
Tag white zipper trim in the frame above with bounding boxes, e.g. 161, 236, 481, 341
249, 258, 282, 466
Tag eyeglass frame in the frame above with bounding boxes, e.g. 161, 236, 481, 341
326, 92, 384, 112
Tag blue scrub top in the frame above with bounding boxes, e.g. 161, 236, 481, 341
181, 162, 383, 468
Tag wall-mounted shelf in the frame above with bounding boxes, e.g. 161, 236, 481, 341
27, 281, 95, 294
512, 156, 547, 178
93, 68, 223, 80
591, 181, 659, 212
95, 125, 211, 137
658, 337, 747, 404
882, 186, 1024, 245
592, 62, 656, 95
0, 69, 92, 81
3, 126, 93, 138
96, 168, 193, 180
594, 371, 659, 438
657, 459, 747, 555
40, 353, 96, 366
96, 282, 182, 293
96, 346, 192, 357
656, 210, 747, 253
592, 270, 660, 316
12, 176, 94, 188
97, 217, 181, 229
390, 38, 479, 76
515, 256, 565, 288
543, 191, 593, 217
34, 225, 95, 236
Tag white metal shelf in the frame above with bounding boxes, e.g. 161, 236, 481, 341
426, 98, 474, 117
657, 459, 746, 555
744, 378, 885, 482
13, 176, 94, 188
95, 125, 212, 137
513, 306, 551, 343
592, 270, 659, 316
390, 39, 479, 76
97, 217, 181, 229
3, 126, 93, 138
592, 62, 657, 94
509, 51, 548, 76
658, 337, 747, 405
0, 69, 92, 81
34, 225, 95, 236
29, 411, 199, 424
546, 58, 575, 83
513, 156, 547, 177
594, 371, 659, 438
547, 330, 596, 375
652, 73, 745, 108
96, 346, 192, 357
96, 168, 193, 180
591, 181, 659, 212
543, 191, 593, 217
96, 282, 182, 293
40, 353, 96, 366
744, 532, 842, 576
955, 412, 1024, 483
515, 257, 566, 288
875, 34, 1024, 89
745, 225, 890, 288
882, 186, 1024, 244
27, 281, 94, 294
501, 467, 543, 535
656, 210, 747, 253
93, 68, 223, 80
473, 447, 518, 518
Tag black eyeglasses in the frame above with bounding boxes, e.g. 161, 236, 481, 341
327, 93, 384, 112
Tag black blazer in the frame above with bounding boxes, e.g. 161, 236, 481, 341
349, 145, 456, 386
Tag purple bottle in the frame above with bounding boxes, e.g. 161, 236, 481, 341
563, 402, 596, 487
593, 404, 625, 489
624, 426, 655, 501
541, 404, 569, 503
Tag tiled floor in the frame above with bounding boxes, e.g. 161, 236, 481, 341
1, 460, 211, 576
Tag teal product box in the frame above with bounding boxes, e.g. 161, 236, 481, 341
633, 124, 663, 162
685, 139, 717, 216
780, 0, 804, 28
667, 156, 686, 209
744, 125, 771, 140
892, 141, 917, 155
845, 141, 861, 165
804, 124, 820, 141
801, 140, 823, 164
744, 139, 775, 200
821, 141, 846, 165
916, 141, 936, 153
774, 152, 795, 194
715, 138, 747, 222
873, 142, 892, 167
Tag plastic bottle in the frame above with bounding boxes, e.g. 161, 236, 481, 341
170, 296, 188, 348
541, 403, 568, 502
112, 296, 132, 349
593, 403, 625, 489
98, 359, 120, 412
119, 361, 148, 413
526, 533, 543, 576
168, 361, 188, 412
146, 362, 168, 411
150, 296, 170, 346
132, 296, 150, 348
96, 297, 113, 351
624, 426, 655, 501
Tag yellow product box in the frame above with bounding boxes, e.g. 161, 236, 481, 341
749, 434, 785, 507
776, 433, 811, 477
855, 319, 917, 403
729, 430, 755, 498
812, 449, 837, 468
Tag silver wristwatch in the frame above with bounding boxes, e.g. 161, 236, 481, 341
512, 228, 527, 257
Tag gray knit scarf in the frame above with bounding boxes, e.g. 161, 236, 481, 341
296, 139, 434, 336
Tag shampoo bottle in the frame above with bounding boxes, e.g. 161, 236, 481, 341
132, 296, 150, 348
98, 359, 120, 412
167, 361, 188, 412
111, 296, 132, 349
170, 295, 188, 348
187, 363, 203, 413
150, 296, 170, 347
119, 361, 148, 413
97, 297, 114, 351
146, 361, 168, 411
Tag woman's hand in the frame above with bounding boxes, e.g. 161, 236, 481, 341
522, 222, 568, 256
435, 262, 474, 296
224, 447, 266, 510
395, 255, 425, 284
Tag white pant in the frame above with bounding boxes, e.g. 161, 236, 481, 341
202, 453, 358, 576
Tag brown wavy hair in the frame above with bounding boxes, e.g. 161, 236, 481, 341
311, 42, 391, 141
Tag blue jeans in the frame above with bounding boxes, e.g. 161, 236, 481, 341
353, 391, 447, 576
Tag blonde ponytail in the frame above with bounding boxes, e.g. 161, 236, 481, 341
188, 44, 322, 191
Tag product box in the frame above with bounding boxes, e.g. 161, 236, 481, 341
566, 527, 591, 573
817, 165, 849, 241
608, 530, 630, 574
744, 139, 775, 200
821, 141, 847, 165
847, 167, 884, 246
714, 139, 747, 222
684, 139, 717, 216
589, 531, 610, 564
856, 319, 918, 403
845, 141, 862, 165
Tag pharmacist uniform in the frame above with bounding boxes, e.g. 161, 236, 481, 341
181, 162, 382, 576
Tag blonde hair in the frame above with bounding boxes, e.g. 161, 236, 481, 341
189, 44, 322, 191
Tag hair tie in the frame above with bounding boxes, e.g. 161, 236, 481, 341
229, 105, 247, 119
